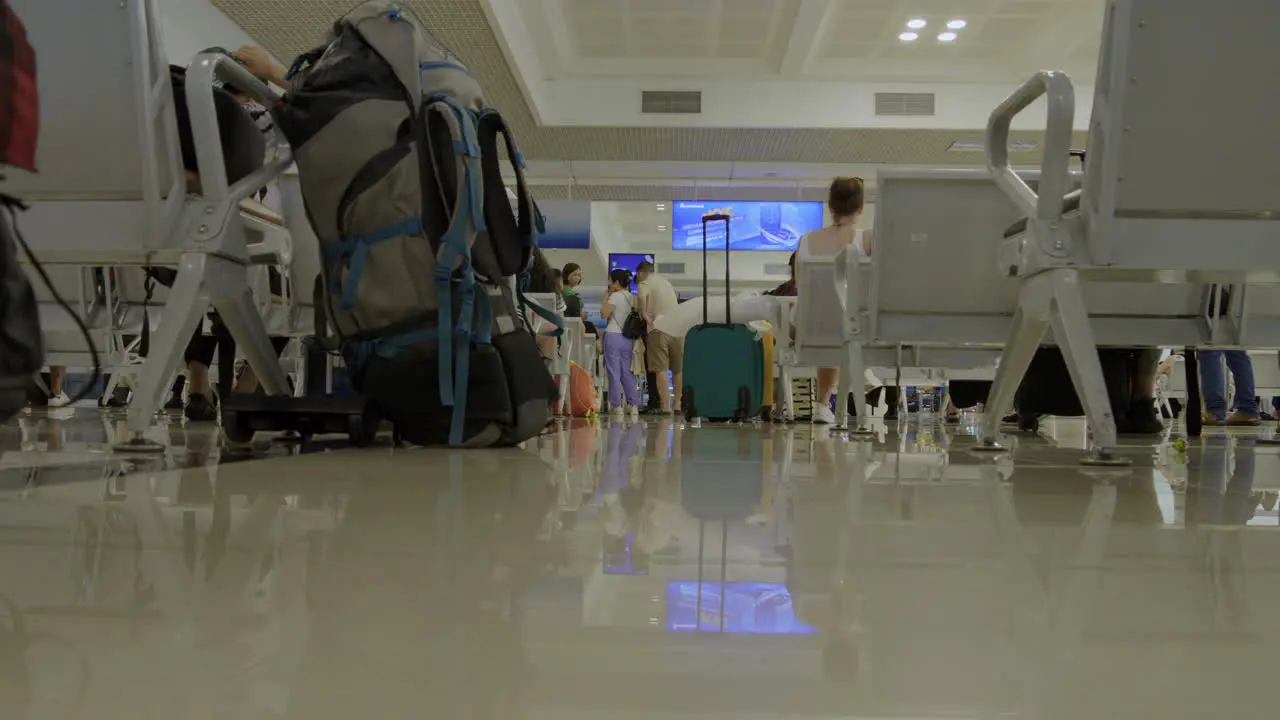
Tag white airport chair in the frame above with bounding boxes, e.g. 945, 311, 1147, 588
9, 0, 293, 450
980, 0, 1280, 461
775, 252, 869, 433
778, 236, 1003, 431
874, 168, 1213, 460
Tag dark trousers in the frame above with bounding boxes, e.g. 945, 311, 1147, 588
852, 386, 899, 415
646, 372, 660, 410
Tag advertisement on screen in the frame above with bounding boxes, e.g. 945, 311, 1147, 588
671, 201, 824, 251
666, 582, 815, 634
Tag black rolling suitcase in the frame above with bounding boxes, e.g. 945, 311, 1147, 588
219, 278, 381, 446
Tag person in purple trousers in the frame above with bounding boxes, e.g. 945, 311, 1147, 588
601, 269, 641, 418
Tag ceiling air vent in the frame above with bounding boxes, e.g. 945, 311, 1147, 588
657, 262, 686, 275
874, 92, 936, 117
763, 263, 792, 277
642, 90, 703, 115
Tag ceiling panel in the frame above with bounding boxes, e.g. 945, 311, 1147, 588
213, 0, 1088, 166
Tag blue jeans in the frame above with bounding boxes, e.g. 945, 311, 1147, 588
1199, 350, 1259, 418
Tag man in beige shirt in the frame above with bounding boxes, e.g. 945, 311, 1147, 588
636, 261, 682, 414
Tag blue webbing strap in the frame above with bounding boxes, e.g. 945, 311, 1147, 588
337, 218, 423, 312
440, 99, 486, 237
449, 267, 477, 446
349, 327, 439, 373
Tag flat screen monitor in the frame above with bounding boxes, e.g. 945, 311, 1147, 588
671, 201, 824, 251
666, 582, 815, 635
607, 252, 654, 293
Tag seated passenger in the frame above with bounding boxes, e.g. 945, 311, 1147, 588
796, 177, 872, 425
161, 56, 290, 420
524, 248, 563, 359
1200, 349, 1260, 426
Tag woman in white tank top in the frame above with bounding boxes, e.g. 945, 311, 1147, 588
797, 177, 872, 425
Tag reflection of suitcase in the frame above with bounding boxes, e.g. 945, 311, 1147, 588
683, 214, 765, 421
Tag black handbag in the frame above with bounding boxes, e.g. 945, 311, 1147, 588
621, 308, 646, 340
0, 198, 44, 421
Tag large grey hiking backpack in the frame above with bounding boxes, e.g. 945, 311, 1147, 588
275, 1, 559, 446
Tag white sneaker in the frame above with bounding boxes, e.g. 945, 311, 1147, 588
627, 406, 639, 420
47, 392, 71, 408
609, 407, 624, 417
813, 403, 836, 425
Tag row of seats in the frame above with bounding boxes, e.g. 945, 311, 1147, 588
9, 0, 312, 450
771, 0, 1279, 463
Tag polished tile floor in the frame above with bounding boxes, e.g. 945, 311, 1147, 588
2, 407, 1279, 718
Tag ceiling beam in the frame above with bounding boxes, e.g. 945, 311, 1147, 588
777, 0, 837, 75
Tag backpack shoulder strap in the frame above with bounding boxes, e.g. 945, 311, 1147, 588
475, 109, 535, 276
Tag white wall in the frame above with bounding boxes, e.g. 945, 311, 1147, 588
157, 0, 277, 65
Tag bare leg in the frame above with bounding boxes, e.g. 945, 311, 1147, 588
49, 366, 65, 396
816, 367, 838, 405
188, 362, 214, 401
672, 371, 683, 413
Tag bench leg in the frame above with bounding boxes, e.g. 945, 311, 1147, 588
844, 341, 873, 434
212, 274, 291, 399
977, 272, 1054, 449
1045, 269, 1124, 463
118, 253, 213, 450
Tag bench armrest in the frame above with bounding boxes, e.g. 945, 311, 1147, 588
986, 70, 1075, 224
184, 53, 294, 208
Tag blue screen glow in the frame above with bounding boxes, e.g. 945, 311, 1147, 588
608, 253, 654, 293
666, 582, 815, 635
671, 201, 824, 251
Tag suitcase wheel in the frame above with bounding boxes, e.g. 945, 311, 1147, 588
682, 387, 696, 422
221, 410, 255, 445
735, 386, 751, 422
347, 403, 380, 447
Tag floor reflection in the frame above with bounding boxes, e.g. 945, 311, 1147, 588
0, 409, 1277, 717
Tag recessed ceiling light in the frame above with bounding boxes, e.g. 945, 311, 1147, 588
946, 19, 967, 29
938, 31, 958, 42
657, 225, 667, 230
655, 203, 665, 210
899, 31, 919, 41
906, 18, 927, 29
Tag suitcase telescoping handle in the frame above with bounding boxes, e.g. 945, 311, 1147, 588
701, 213, 732, 327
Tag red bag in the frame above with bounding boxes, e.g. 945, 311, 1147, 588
0, 2, 37, 172
558, 361, 597, 417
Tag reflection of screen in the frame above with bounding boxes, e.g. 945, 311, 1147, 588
666, 582, 814, 634
608, 253, 655, 293
671, 201, 823, 251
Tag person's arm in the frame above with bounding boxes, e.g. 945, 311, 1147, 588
860, 229, 874, 256
601, 292, 616, 320
234, 46, 291, 91
637, 284, 654, 323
